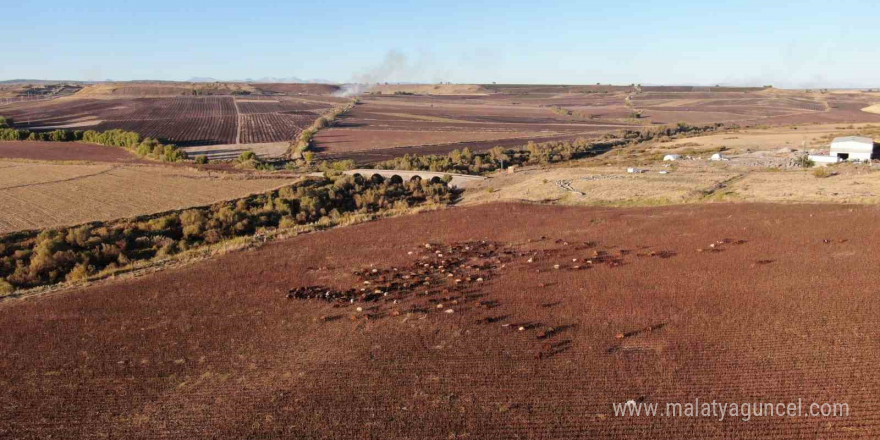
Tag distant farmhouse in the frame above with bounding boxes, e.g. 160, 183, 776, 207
830, 136, 875, 161
809, 136, 877, 165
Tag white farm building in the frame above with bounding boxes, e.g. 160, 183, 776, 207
830, 136, 875, 161
808, 136, 876, 165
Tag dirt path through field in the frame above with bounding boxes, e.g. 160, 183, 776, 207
233, 98, 242, 144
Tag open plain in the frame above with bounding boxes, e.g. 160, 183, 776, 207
1, 203, 878, 439
314, 86, 880, 162
2, 82, 880, 440
4, 0, 880, 437
7, 84, 880, 163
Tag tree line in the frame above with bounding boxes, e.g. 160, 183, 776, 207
0, 173, 455, 294
371, 122, 727, 175
286, 98, 359, 164
0, 116, 186, 162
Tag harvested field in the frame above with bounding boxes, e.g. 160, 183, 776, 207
0, 141, 146, 163
465, 163, 880, 206
3, 97, 238, 146
1, 203, 878, 438
1, 95, 338, 147
316, 127, 541, 152
182, 141, 290, 161
314, 94, 641, 161
325, 132, 595, 163
250, 83, 341, 95
239, 113, 311, 144
7, 86, 878, 163
0, 160, 296, 233
629, 89, 880, 125
313, 87, 880, 163
462, 165, 741, 206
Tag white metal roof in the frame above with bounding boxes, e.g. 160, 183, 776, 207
831, 136, 874, 145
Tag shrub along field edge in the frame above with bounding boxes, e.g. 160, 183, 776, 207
0, 116, 187, 162
369, 122, 728, 175
286, 98, 359, 162
0, 172, 456, 295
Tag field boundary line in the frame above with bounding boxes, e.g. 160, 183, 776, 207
0, 166, 118, 191
233, 97, 242, 145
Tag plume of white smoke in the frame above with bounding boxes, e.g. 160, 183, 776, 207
334, 50, 430, 97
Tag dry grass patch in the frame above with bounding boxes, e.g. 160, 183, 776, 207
462, 164, 737, 206
729, 166, 880, 203
0, 160, 298, 233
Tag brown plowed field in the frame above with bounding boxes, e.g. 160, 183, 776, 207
321, 132, 601, 163
0, 141, 146, 163
313, 88, 880, 163
2, 203, 878, 438
313, 95, 641, 161
239, 113, 313, 144
1, 95, 338, 146
250, 83, 342, 95
7, 87, 879, 160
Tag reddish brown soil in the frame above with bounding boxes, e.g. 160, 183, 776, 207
320, 132, 599, 163
250, 83, 341, 95
0, 141, 147, 163
1, 203, 878, 438
2, 96, 337, 146
314, 95, 638, 162
312, 89, 880, 163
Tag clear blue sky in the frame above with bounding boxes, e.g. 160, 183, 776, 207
4, 0, 879, 88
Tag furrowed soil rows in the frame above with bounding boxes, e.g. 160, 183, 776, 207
239, 113, 313, 144
1, 96, 336, 146
6, 87, 880, 155
1, 203, 878, 438
312, 88, 880, 162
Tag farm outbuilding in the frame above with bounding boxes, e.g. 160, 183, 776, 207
830, 136, 875, 161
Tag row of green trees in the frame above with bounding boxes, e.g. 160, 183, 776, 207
287, 99, 359, 162
371, 122, 726, 175
0, 116, 187, 162
0, 174, 455, 293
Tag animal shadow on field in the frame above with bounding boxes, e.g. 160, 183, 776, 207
316, 314, 343, 322
476, 315, 509, 325
606, 322, 668, 354
537, 324, 575, 340
538, 340, 572, 359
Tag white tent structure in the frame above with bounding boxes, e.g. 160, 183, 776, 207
830, 136, 875, 161
663, 154, 681, 161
